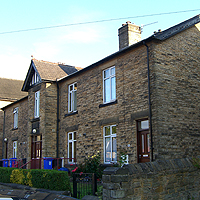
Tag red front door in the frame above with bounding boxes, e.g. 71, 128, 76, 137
31, 135, 42, 169
137, 119, 150, 163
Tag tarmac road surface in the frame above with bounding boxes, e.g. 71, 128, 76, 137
0, 183, 77, 200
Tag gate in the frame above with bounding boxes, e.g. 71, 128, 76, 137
73, 173, 97, 198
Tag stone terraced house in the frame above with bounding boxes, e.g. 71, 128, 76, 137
0, 78, 27, 160
1, 14, 200, 168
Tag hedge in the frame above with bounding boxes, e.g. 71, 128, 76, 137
0, 167, 13, 183
0, 167, 71, 191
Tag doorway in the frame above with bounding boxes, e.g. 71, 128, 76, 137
31, 135, 42, 169
137, 119, 150, 163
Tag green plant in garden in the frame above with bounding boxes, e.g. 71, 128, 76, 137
192, 157, 200, 168
77, 151, 104, 178
10, 169, 25, 185
0, 167, 71, 192
26, 171, 33, 187
0, 167, 13, 183
119, 149, 128, 167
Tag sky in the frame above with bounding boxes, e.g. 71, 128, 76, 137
0, 0, 199, 80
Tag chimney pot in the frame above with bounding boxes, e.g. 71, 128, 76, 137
118, 22, 141, 50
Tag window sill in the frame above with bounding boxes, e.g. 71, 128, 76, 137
30, 117, 40, 122
65, 111, 78, 117
101, 163, 118, 167
99, 100, 117, 108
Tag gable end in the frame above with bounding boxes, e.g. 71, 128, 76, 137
22, 60, 41, 92
154, 14, 200, 40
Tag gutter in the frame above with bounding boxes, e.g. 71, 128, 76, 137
56, 80, 59, 158
143, 41, 153, 162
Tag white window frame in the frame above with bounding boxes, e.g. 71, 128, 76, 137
68, 82, 77, 113
34, 91, 40, 118
103, 66, 116, 103
103, 125, 117, 164
13, 141, 17, 158
31, 71, 39, 85
68, 132, 76, 164
13, 107, 18, 129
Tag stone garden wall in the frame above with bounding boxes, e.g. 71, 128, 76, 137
103, 157, 200, 199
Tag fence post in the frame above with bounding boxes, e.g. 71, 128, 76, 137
73, 173, 77, 198
92, 173, 97, 196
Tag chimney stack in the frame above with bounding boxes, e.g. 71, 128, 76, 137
118, 21, 141, 50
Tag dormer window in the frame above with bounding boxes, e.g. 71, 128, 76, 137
30, 72, 39, 86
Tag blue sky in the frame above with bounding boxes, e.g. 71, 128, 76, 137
0, 0, 199, 80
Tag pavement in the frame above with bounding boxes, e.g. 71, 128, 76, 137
0, 182, 77, 200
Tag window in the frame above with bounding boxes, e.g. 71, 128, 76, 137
68, 132, 77, 164
34, 91, 40, 118
104, 125, 117, 163
103, 66, 116, 103
68, 83, 77, 112
13, 141, 17, 158
31, 71, 39, 86
13, 107, 18, 129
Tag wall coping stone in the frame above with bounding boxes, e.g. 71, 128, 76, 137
103, 167, 129, 175
103, 157, 198, 176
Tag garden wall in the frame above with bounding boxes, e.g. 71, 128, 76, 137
102, 157, 200, 199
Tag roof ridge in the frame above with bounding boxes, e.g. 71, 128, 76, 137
32, 58, 59, 66
0, 77, 24, 81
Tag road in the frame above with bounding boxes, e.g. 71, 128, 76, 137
0, 183, 77, 200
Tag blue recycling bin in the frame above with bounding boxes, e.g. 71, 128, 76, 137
9, 158, 17, 168
58, 167, 70, 172
43, 157, 54, 169
2, 159, 9, 167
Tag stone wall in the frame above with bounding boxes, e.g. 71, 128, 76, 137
27, 82, 58, 161
58, 22, 200, 165
3, 97, 28, 159
0, 110, 3, 159
103, 157, 200, 199
58, 45, 149, 164
151, 24, 200, 160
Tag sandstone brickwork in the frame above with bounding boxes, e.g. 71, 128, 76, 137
3, 97, 28, 159
0, 111, 3, 159
58, 45, 149, 165
150, 24, 200, 160
27, 82, 58, 161
1, 16, 199, 168
58, 21, 200, 165
102, 157, 200, 199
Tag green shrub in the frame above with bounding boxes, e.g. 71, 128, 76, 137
29, 169, 71, 191
0, 167, 13, 183
76, 151, 105, 178
10, 169, 25, 184
192, 157, 200, 168
0, 167, 71, 192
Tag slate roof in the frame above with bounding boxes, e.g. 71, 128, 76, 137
22, 59, 81, 91
0, 78, 27, 101
33, 59, 78, 81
